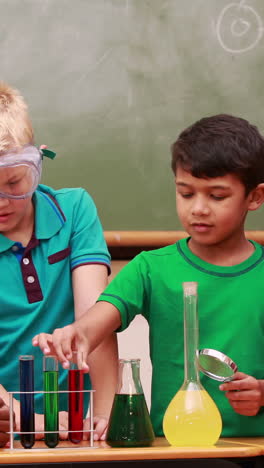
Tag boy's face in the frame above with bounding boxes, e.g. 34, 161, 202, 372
0, 196, 33, 238
175, 166, 253, 249
0, 166, 34, 238
0, 145, 41, 239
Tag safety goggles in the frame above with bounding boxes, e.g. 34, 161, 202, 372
0, 145, 55, 199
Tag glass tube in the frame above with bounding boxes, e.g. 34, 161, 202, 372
183, 281, 200, 384
68, 351, 84, 443
19, 355, 35, 449
43, 356, 59, 448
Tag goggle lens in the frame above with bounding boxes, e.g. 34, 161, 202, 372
0, 164, 39, 199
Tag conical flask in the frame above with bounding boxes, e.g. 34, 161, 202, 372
106, 358, 155, 447
163, 282, 222, 446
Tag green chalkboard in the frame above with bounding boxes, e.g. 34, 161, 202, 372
1, 0, 264, 229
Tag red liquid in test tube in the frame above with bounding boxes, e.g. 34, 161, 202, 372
68, 352, 84, 443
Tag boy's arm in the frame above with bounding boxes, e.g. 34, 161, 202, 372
72, 264, 109, 318
72, 264, 119, 440
219, 372, 264, 416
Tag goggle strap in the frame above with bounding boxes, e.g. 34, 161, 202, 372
40, 148, 56, 160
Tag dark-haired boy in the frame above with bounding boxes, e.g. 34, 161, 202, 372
35, 114, 264, 437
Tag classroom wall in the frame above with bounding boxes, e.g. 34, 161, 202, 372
1, 0, 264, 230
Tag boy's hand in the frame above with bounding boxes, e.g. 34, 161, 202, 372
219, 371, 263, 416
0, 397, 13, 447
32, 324, 89, 371
83, 415, 109, 441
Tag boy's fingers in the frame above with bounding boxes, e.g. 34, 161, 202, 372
51, 328, 72, 367
53, 326, 73, 357
94, 419, 108, 440
53, 342, 70, 368
231, 372, 248, 380
33, 333, 52, 354
32, 334, 39, 346
51, 325, 90, 371
77, 339, 90, 371
83, 417, 108, 441
58, 423, 68, 440
32, 326, 90, 370
231, 400, 260, 409
60, 338, 73, 362
58, 411, 68, 439
77, 350, 89, 372
225, 390, 260, 401
0, 398, 9, 415
219, 373, 254, 392
0, 432, 9, 448
229, 399, 260, 416
0, 421, 10, 431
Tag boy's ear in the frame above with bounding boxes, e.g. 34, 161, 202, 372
248, 183, 264, 211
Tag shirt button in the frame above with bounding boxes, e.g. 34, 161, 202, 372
27, 276, 35, 284
23, 258, 30, 265
12, 245, 19, 252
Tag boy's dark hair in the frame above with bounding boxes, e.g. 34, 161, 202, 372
171, 114, 264, 194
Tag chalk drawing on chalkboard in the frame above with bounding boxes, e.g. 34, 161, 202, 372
216, 0, 264, 54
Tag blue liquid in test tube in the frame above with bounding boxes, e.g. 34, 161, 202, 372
19, 355, 35, 448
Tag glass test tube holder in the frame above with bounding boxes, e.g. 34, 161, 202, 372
7, 389, 96, 451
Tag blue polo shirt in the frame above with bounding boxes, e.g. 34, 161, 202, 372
0, 184, 111, 413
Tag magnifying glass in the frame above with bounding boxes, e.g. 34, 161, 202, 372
198, 348, 238, 382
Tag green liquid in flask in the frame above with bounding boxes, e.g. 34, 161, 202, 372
163, 388, 222, 446
44, 370, 59, 448
106, 394, 154, 447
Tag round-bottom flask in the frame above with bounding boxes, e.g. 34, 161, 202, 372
163, 381, 222, 446
163, 282, 222, 446
106, 358, 154, 447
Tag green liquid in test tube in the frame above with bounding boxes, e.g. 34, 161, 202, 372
43, 356, 59, 448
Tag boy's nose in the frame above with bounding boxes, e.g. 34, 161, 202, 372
0, 196, 10, 207
191, 198, 210, 216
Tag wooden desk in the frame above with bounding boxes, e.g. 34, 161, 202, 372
0, 438, 263, 467
223, 437, 264, 455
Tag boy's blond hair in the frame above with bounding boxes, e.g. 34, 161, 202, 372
0, 81, 34, 153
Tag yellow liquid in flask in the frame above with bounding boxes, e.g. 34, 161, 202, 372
163, 389, 222, 446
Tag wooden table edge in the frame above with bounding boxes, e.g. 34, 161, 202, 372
0, 438, 262, 463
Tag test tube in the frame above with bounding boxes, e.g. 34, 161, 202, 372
68, 351, 84, 443
19, 355, 35, 449
43, 356, 59, 448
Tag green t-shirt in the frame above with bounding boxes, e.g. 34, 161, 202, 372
98, 238, 264, 437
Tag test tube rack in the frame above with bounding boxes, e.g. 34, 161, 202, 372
7, 389, 96, 451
